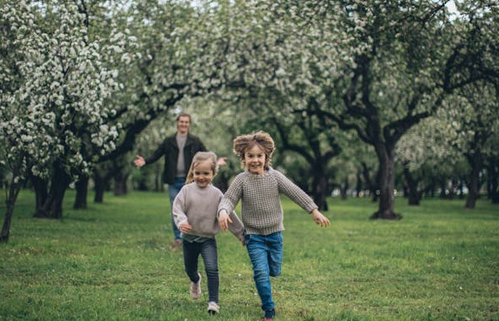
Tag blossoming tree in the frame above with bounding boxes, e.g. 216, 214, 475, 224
203, 0, 498, 219
0, 1, 131, 241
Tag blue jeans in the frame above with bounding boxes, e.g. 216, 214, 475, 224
183, 238, 219, 303
169, 177, 186, 241
245, 232, 283, 313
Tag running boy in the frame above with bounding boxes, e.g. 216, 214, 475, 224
217, 131, 330, 321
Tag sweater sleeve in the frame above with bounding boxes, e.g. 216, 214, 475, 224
172, 187, 188, 228
227, 210, 245, 240
144, 139, 167, 165
275, 170, 318, 213
218, 173, 244, 215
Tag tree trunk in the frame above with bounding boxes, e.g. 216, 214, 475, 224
355, 169, 362, 197
1, 177, 23, 243
94, 187, 105, 203
403, 166, 420, 206
439, 180, 447, 199
488, 156, 499, 204
371, 145, 401, 220
423, 178, 436, 198
361, 162, 378, 202
402, 183, 408, 198
35, 163, 70, 219
93, 166, 113, 203
113, 171, 128, 196
312, 169, 329, 210
93, 170, 105, 203
73, 175, 89, 209
30, 174, 48, 214
448, 178, 458, 200
458, 181, 465, 200
465, 150, 483, 209
340, 176, 348, 201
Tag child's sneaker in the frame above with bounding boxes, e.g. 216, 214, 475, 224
207, 301, 220, 314
190, 273, 201, 299
261, 309, 275, 320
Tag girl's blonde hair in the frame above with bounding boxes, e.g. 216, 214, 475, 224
186, 151, 218, 184
233, 131, 275, 169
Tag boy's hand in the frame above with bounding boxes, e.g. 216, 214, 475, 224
218, 210, 232, 231
311, 209, 330, 227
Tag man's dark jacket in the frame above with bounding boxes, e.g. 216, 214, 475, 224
144, 133, 207, 184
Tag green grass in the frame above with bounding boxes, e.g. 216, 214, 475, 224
1, 190, 498, 321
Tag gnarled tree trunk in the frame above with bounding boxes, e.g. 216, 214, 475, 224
403, 165, 421, 206
35, 163, 70, 219
371, 144, 401, 220
30, 174, 48, 214
113, 171, 128, 196
74, 175, 89, 209
312, 166, 329, 211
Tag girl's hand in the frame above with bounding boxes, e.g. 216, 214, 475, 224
179, 222, 192, 234
311, 209, 330, 227
218, 210, 232, 231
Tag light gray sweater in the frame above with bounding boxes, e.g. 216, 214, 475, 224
218, 167, 318, 236
173, 182, 244, 240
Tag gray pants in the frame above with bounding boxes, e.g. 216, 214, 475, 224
182, 238, 219, 303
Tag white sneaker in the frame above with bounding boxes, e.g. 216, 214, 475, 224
207, 301, 220, 314
190, 273, 201, 299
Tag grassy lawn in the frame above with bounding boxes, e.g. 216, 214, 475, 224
1, 190, 498, 321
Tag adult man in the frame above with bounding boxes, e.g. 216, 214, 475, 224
135, 112, 225, 247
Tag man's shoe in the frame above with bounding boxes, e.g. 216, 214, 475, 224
190, 273, 201, 299
207, 301, 220, 314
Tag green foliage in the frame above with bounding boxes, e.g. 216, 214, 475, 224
1, 191, 497, 320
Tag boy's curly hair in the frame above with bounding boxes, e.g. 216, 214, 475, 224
233, 131, 276, 169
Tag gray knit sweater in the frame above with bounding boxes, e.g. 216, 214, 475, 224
173, 183, 244, 240
218, 167, 318, 236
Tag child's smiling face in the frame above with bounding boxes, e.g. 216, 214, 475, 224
192, 160, 214, 188
244, 145, 266, 175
